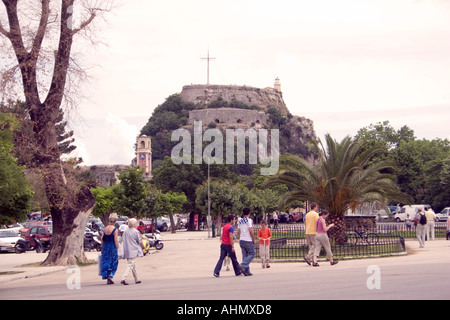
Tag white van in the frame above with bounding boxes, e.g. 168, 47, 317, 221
393, 204, 431, 222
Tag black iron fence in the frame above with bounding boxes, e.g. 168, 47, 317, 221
249, 221, 448, 260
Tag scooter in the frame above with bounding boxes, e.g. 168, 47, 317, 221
141, 234, 151, 255
84, 231, 102, 252
15, 235, 51, 254
147, 230, 164, 250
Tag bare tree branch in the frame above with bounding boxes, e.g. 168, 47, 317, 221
71, 9, 96, 35
30, 0, 50, 60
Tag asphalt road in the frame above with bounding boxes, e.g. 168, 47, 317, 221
1, 233, 449, 301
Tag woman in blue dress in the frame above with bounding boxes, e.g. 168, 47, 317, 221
101, 213, 119, 284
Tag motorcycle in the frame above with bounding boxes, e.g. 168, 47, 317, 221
147, 230, 164, 250
84, 230, 102, 252
15, 234, 51, 254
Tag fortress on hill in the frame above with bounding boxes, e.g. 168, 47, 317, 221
180, 79, 289, 127
178, 78, 317, 164
87, 79, 317, 186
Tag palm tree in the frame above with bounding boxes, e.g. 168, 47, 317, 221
265, 134, 409, 244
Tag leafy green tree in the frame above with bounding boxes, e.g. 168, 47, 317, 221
391, 138, 450, 211
114, 167, 148, 218
355, 121, 450, 211
265, 134, 409, 244
196, 180, 248, 236
0, 113, 33, 224
154, 191, 187, 233
91, 185, 118, 226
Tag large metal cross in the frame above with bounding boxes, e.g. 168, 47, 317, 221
201, 50, 216, 85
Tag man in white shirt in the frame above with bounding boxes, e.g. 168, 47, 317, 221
238, 208, 255, 276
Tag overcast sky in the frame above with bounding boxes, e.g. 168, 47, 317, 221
68, 0, 450, 166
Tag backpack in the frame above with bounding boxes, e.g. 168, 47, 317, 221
419, 213, 427, 225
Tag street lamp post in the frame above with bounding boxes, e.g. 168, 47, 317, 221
207, 162, 211, 238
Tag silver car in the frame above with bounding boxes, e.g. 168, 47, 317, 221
435, 207, 450, 221
0, 230, 22, 252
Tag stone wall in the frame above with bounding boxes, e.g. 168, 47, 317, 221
84, 165, 129, 187
180, 84, 289, 115
188, 107, 267, 126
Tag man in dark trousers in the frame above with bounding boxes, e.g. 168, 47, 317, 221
238, 208, 256, 276
213, 215, 245, 277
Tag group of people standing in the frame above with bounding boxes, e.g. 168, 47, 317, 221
213, 203, 339, 277
100, 213, 145, 285
213, 207, 273, 277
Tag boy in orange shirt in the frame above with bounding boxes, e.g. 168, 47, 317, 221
257, 220, 272, 268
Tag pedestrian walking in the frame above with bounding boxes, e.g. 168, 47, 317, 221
238, 208, 255, 276
415, 209, 427, 248
447, 217, 450, 241
312, 210, 338, 267
425, 207, 436, 241
304, 202, 319, 265
272, 212, 279, 229
257, 220, 272, 268
100, 213, 120, 284
213, 215, 245, 277
120, 218, 144, 285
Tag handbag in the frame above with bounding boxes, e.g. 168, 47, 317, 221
118, 243, 124, 259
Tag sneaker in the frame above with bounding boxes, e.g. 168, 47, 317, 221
303, 256, 311, 265
266, 264, 270, 268
312, 262, 320, 267
106, 277, 114, 285
330, 261, 339, 266
120, 280, 129, 285
213, 273, 220, 278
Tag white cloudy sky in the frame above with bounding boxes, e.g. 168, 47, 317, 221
67, 0, 450, 165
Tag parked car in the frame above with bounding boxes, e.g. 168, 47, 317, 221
157, 217, 170, 232
0, 223, 24, 235
0, 230, 22, 253
24, 225, 52, 248
436, 207, 450, 221
137, 220, 153, 234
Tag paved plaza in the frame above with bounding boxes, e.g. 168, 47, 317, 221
1, 230, 449, 300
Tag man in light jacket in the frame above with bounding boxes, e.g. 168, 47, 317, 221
121, 218, 144, 285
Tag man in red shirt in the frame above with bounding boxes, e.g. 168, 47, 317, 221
213, 215, 245, 277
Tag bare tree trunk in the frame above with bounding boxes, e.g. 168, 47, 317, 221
45, 187, 95, 265
169, 214, 176, 233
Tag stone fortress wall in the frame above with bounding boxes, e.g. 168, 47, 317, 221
188, 107, 267, 126
180, 84, 289, 115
